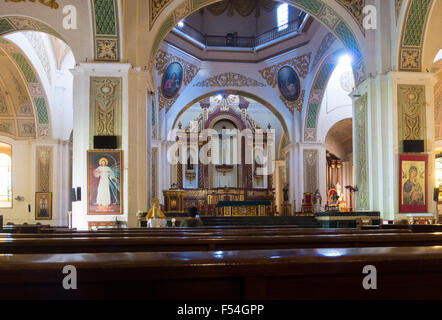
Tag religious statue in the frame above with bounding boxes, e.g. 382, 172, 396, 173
146, 198, 167, 228
313, 189, 322, 213
283, 183, 289, 202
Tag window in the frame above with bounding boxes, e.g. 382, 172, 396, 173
277, 3, 289, 31
0, 143, 12, 208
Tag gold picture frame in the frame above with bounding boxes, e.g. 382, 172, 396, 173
35, 192, 52, 220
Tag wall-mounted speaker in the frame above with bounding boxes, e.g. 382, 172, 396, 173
71, 188, 77, 202
28, 204, 31, 213
434, 188, 439, 202
403, 140, 424, 153
94, 136, 117, 149
76, 187, 81, 202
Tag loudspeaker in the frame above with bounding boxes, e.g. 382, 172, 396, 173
76, 187, 81, 201
94, 136, 117, 149
403, 140, 424, 153
434, 188, 439, 202
28, 204, 31, 213
71, 188, 77, 202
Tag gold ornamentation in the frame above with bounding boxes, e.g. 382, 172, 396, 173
155, 50, 200, 86
304, 150, 318, 193
36, 146, 52, 193
90, 77, 122, 142
258, 53, 311, 87
355, 94, 368, 210
158, 85, 178, 112
335, 0, 365, 34
398, 85, 425, 141
4, 0, 59, 9
281, 90, 305, 114
194, 72, 266, 87
206, 0, 276, 18
400, 48, 420, 71
396, 0, 403, 21
150, 0, 174, 30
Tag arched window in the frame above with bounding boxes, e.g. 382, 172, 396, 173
277, 3, 289, 31
0, 143, 12, 208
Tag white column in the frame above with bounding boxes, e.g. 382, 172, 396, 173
70, 63, 131, 230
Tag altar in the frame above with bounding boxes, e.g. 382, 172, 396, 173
315, 211, 381, 228
163, 188, 275, 216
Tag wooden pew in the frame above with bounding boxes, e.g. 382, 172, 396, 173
0, 228, 411, 239
0, 232, 440, 254
0, 246, 441, 299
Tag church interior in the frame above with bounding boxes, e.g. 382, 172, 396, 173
0, 0, 442, 301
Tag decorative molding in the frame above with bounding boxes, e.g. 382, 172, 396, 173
158, 85, 178, 112
155, 49, 200, 86
0, 16, 63, 39
303, 149, 318, 193
150, 0, 174, 30
152, 147, 158, 198
91, 0, 120, 61
36, 145, 52, 193
156, 50, 200, 112
4, 0, 59, 9
311, 33, 336, 70
90, 77, 122, 146
355, 94, 369, 210
398, 84, 426, 141
335, 0, 366, 35
281, 90, 305, 114
258, 53, 311, 87
194, 72, 266, 88
399, 0, 433, 71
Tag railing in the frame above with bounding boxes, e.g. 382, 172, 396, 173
174, 12, 308, 49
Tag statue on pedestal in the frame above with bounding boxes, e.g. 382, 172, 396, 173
146, 198, 167, 228
313, 189, 322, 213
283, 183, 289, 202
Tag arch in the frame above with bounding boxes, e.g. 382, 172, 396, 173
397, 0, 434, 72
171, 90, 291, 141
148, 0, 367, 87
304, 48, 347, 142
0, 37, 52, 138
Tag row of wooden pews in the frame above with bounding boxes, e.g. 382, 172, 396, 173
0, 225, 441, 299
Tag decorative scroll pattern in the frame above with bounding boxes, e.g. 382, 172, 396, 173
156, 50, 200, 112
155, 49, 200, 86
36, 145, 52, 193
90, 77, 122, 146
335, 0, 365, 35
0, 16, 63, 39
150, 0, 174, 29
303, 149, 318, 193
398, 84, 426, 141
258, 53, 311, 87
355, 94, 369, 210
281, 90, 305, 114
399, 0, 433, 71
4, 0, 59, 9
206, 0, 276, 17
194, 73, 266, 88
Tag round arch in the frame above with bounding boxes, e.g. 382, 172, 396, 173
171, 90, 291, 142
303, 48, 347, 142
148, 0, 367, 88
0, 37, 52, 139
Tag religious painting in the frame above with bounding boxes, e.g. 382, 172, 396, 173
161, 62, 183, 99
399, 154, 428, 213
87, 150, 122, 215
277, 66, 301, 102
35, 192, 52, 220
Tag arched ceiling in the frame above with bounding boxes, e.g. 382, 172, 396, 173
0, 37, 51, 139
0, 46, 36, 139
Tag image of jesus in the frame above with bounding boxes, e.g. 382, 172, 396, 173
94, 158, 117, 207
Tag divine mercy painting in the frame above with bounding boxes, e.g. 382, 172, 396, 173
278, 66, 301, 102
161, 62, 183, 99
399, 154, 427, 213
87, 150, 122, 215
